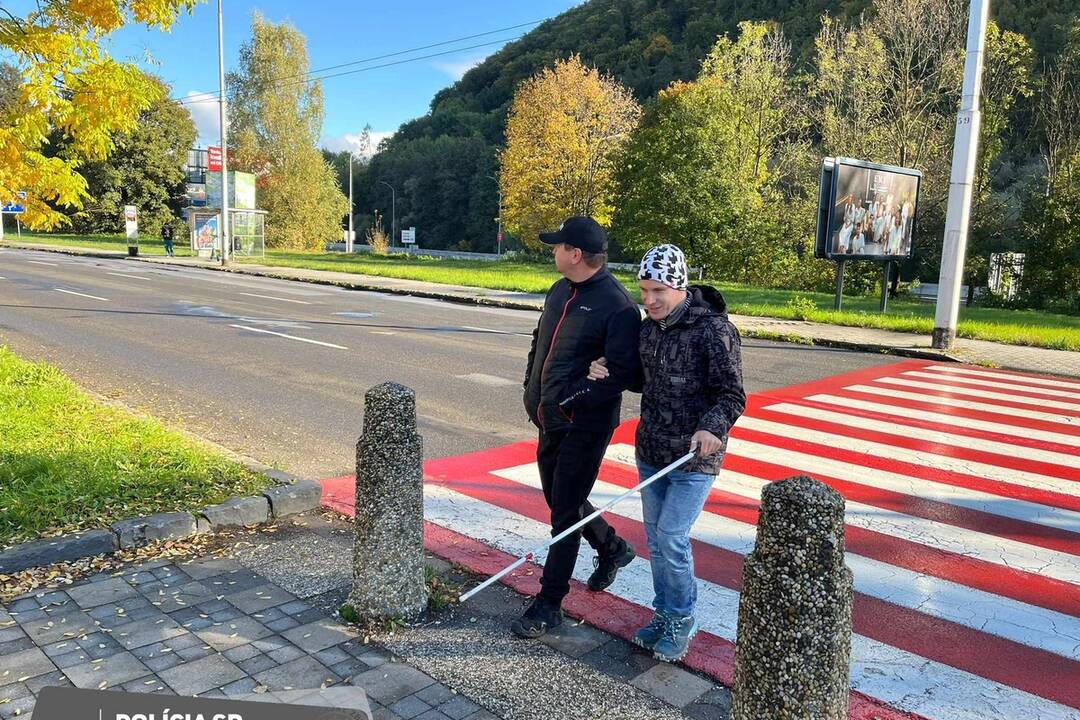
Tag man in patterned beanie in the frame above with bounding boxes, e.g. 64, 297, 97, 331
588, 243, 745, 661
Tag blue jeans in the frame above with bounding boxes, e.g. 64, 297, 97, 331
638, 460, 715, 618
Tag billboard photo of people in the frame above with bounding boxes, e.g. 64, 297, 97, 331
828, 159, 921, 259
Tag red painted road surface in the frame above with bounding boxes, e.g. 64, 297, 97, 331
321, 360, 1080, 720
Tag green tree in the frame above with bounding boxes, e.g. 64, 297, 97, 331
1019, 20, 1080, 311
65, 76, 196, 239
0, 0, 195, 229
226, 14, 348, 250
812, 0, 968, 291
499, 55, 640, 249
612, 23, 793, 284
963, 23, 1035, 304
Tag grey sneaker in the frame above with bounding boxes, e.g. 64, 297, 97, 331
632, 611, 669, 650
652, 614, 699, 662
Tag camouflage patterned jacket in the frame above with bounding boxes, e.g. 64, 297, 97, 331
635, 285, 746, 475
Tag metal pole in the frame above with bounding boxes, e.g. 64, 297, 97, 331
347, 153, 354, 253
217, 0, 230, 267
15, 216, 20, 237
932, 0, 988, 348
459, 450, 697, 603
379, 181, 396, 248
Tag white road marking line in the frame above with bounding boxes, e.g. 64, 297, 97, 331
425, 484, 1079, 720
54, 288, 110, 302
805, 393, 1080, 448
603, 442, 1080, 586
237, 292, 312, 305
736, 415, 1080, 497
762, 401, 1080, 468
924, 364, 1080, 391
606, 440, 1080, 532
876, 376, 1080, 413
228, 323, 347, 349
106, 272, 152, 281
455, 373, 520, 388
27, 260, 58, 266
369, 330, 396, 336
494, 460, 1080, 662
847, 383, 1080, 427
902, 370, 1080, 401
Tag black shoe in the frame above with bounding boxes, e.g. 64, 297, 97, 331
511, 597, 564, 638
587, 539, 636, 591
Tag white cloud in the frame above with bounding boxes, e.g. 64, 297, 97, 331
321, 130, 395, 159
433, 54, 487, 81
182, 90, 224, 147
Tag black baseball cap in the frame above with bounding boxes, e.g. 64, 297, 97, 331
539, 216, 608, 254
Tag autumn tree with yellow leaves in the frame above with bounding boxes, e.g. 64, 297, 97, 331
500, 56, 640, 250
0, 0, 195, 230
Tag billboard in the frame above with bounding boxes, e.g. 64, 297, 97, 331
233, 172, 256, 210
194, 214, 218, 255
206, 171, 256, 210
824, 158, 922, 260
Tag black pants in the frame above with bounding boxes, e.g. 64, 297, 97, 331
536, 427, 621, 605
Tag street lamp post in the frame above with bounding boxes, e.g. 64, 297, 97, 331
216, 0, 229, 266
932, 0, 989, 348
347, 152, 354, 253
379, 180, 396, 248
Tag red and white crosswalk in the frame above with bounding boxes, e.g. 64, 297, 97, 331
321, 359, 1080, 720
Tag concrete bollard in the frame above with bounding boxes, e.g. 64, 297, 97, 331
731, 475, 853, 720
343, 382, 428, 621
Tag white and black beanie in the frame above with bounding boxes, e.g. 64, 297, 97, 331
638, 244, 689, 290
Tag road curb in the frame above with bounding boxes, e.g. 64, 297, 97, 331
0, 474, 324, 574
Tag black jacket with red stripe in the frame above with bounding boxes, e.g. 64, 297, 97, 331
524, 268, 642, 434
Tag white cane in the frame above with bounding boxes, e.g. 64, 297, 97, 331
458, 449, 698, 602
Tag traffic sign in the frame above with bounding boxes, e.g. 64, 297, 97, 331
401, 227, 416, 244
208, 146, 223, 172
1, 203, 24, 214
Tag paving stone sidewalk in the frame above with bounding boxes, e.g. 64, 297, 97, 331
1, 511, 731, 720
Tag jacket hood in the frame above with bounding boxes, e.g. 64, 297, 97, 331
681, 285, 728, 324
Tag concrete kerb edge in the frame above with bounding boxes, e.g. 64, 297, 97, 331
0, 465, 322, 574
738, 329, 963, 365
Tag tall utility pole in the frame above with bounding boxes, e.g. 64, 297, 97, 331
379, 180, 396, 248
216, 0, 230, 266
932, 0, 988, 348
347, 152, 354, 253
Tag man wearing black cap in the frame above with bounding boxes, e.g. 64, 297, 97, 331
514, 216, 642, 639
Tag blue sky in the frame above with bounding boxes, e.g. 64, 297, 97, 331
109, 0, 582, 152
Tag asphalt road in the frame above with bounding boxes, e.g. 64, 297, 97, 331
0, 248, 895, 479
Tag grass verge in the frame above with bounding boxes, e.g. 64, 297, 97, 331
0, 346, 269, 546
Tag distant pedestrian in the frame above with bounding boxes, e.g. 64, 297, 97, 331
161, 222, 175, 257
